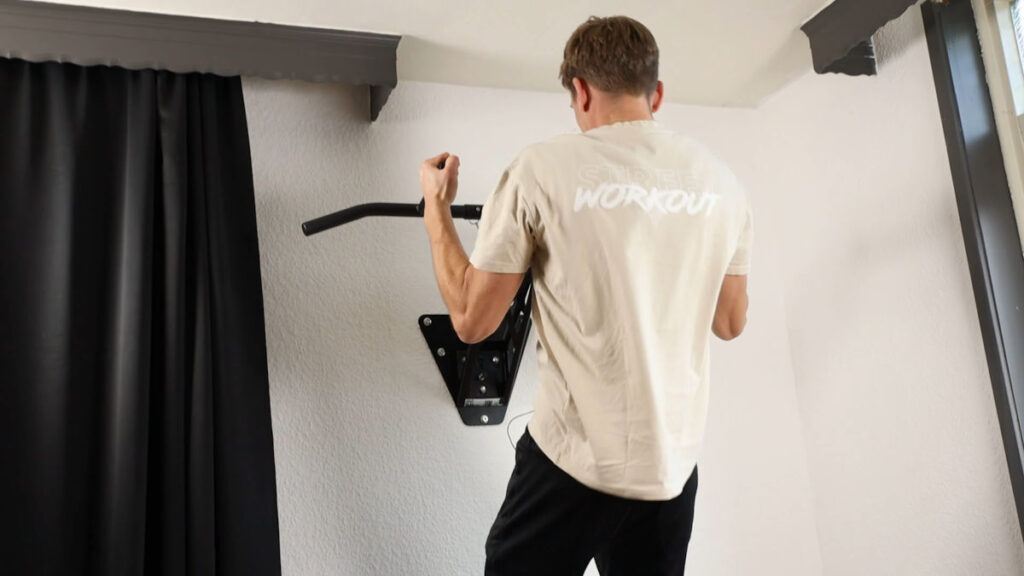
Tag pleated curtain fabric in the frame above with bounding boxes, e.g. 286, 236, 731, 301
0, 58, 282, 576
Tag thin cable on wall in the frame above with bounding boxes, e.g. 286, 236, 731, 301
506, 411, 534, 450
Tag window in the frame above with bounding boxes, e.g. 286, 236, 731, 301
1012, 0, 1024, 68
979, 0, 1024, 253
997, 1, 1024, 126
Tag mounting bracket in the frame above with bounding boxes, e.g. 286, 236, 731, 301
302, 200, 532, 426
419, 273, 533, 426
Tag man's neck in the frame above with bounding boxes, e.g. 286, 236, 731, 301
585, 97, 654, 131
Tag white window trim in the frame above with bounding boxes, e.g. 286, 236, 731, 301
973, 0, 1024, 254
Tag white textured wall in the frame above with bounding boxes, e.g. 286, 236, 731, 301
754, 10, 1024, 576
243, 79, 822, 575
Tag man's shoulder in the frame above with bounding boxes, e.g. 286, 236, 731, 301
518, 132, 582, 160
522, 126, 716, 162
506, 128, 746, 199
667, 134, 748, 200
502, 133, 583, 181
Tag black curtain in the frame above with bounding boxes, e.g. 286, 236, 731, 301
0, 59, 281, 575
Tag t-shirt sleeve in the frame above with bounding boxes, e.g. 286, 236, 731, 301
469, 159, 538, 274
727, 204, 753, 275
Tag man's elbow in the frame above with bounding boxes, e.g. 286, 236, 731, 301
713, 316, 747, 341
452, 313, 495, 344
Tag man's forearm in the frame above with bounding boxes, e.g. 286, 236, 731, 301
425, 205, 471, 322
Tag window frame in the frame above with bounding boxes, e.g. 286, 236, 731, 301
924, 0, 1024, 543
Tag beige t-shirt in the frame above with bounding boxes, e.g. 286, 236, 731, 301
469, 120, 753, 500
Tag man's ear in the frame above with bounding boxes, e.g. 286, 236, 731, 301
651, 81, 665, 113
572, 78, 591, 112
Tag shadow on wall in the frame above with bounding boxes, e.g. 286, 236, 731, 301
785, 179, 960, 371
736, 31, 814, 108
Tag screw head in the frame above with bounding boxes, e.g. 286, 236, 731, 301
481, 415, 490, 424
492, 356, 500, 364
423, 317, 432, 327
436, 347, 446, 357
479, 386, 487, 394
477, 372, 486, 382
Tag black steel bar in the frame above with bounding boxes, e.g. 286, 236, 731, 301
501, 272, 533, 407
301, 202, 483, 236
450, 204, 484, 221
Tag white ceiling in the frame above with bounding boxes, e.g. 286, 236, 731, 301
35, 0, 830, 107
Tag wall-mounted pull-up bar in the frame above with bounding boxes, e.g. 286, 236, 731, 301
301, 201, 483, 236
301, 199, 532, 426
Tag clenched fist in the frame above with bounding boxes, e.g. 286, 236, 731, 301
419, 152, 461, 210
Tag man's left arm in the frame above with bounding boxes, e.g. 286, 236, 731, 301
420, 153, 525, 344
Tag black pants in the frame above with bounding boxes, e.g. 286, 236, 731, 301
485, 429, 698, 576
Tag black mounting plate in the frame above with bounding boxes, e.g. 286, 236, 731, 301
419, 273, 533, 426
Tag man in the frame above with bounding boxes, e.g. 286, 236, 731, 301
418, 15, 751, 576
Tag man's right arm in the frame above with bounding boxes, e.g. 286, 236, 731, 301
713, 274, 748, 341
